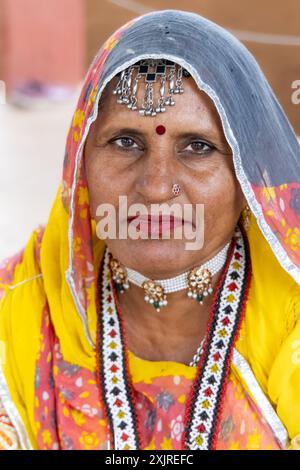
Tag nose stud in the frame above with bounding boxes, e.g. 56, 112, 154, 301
172, 183, 181, 196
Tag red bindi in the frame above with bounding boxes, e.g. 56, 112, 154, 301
156, 125, 166, 135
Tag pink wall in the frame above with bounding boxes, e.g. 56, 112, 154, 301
3, 0, 85, 91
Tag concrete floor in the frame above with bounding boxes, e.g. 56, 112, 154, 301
0, 98, 77, 260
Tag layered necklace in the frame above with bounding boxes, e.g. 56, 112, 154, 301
96, 226, 251, 450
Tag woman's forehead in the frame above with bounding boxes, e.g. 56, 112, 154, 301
97, 71, 224, 137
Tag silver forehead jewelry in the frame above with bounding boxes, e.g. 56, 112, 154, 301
172, 183, 181, 196
112, 59, 191, 117
109, 241, 230, 312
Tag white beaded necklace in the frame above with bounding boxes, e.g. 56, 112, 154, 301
126, 241, 230, 293
115, 243, 229, 366
189, 337, 206, 367
110, 242, 230, 363
110, 241, 231, 312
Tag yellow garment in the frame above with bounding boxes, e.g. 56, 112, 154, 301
0, 193, 299, 448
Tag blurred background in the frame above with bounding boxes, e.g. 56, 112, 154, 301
0, 0, 299, 260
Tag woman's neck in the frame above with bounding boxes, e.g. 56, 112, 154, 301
116, 272, 221, 364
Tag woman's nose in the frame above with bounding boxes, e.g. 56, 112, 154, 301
134, 153, 176, 204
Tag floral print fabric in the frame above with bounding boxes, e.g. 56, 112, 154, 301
0, 397, 19, 450
252, 183, 300, 267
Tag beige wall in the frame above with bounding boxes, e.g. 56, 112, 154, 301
1, 0, 85, 91
0, 0, 6, 84
86, 0, 300, 134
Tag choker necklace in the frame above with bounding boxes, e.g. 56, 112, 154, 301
109, 242, 230, 311
96, 225, 252, 450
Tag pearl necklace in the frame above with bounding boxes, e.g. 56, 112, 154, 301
110, 242, 231, 311
126, 242, 230, 293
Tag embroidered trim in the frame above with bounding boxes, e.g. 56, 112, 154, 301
97, 226, 251, 450
97, 249, 141, 450
0, 367, 33, 450
0, 422, 18, 450
232, 348, 289, 450
0, 428, 18, 450
0, 396, 20, 450
183, 227, 251, 449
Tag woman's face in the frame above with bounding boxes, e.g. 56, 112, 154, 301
84, 72, 246, 277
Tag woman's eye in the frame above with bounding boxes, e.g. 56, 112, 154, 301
112, 137, 139, 150
185, 141, 214, 154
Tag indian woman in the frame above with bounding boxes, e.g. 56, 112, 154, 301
0, 10, 299, 450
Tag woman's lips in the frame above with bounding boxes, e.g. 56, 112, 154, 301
127, 215, 191, 237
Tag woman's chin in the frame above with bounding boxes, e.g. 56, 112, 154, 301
107, 238, 197, 276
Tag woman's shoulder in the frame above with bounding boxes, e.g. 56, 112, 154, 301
237, 220, 299, 393
0, 225, 45, 303
242, 219, 300, 442
247, 218, 299, 317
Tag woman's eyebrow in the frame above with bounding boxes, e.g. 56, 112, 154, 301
109, 127, 146, 137
175, 130, 221, 143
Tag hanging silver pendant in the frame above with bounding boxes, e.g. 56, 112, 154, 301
112, 59, 190, 117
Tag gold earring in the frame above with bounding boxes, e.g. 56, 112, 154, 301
241, 205, 251, 230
